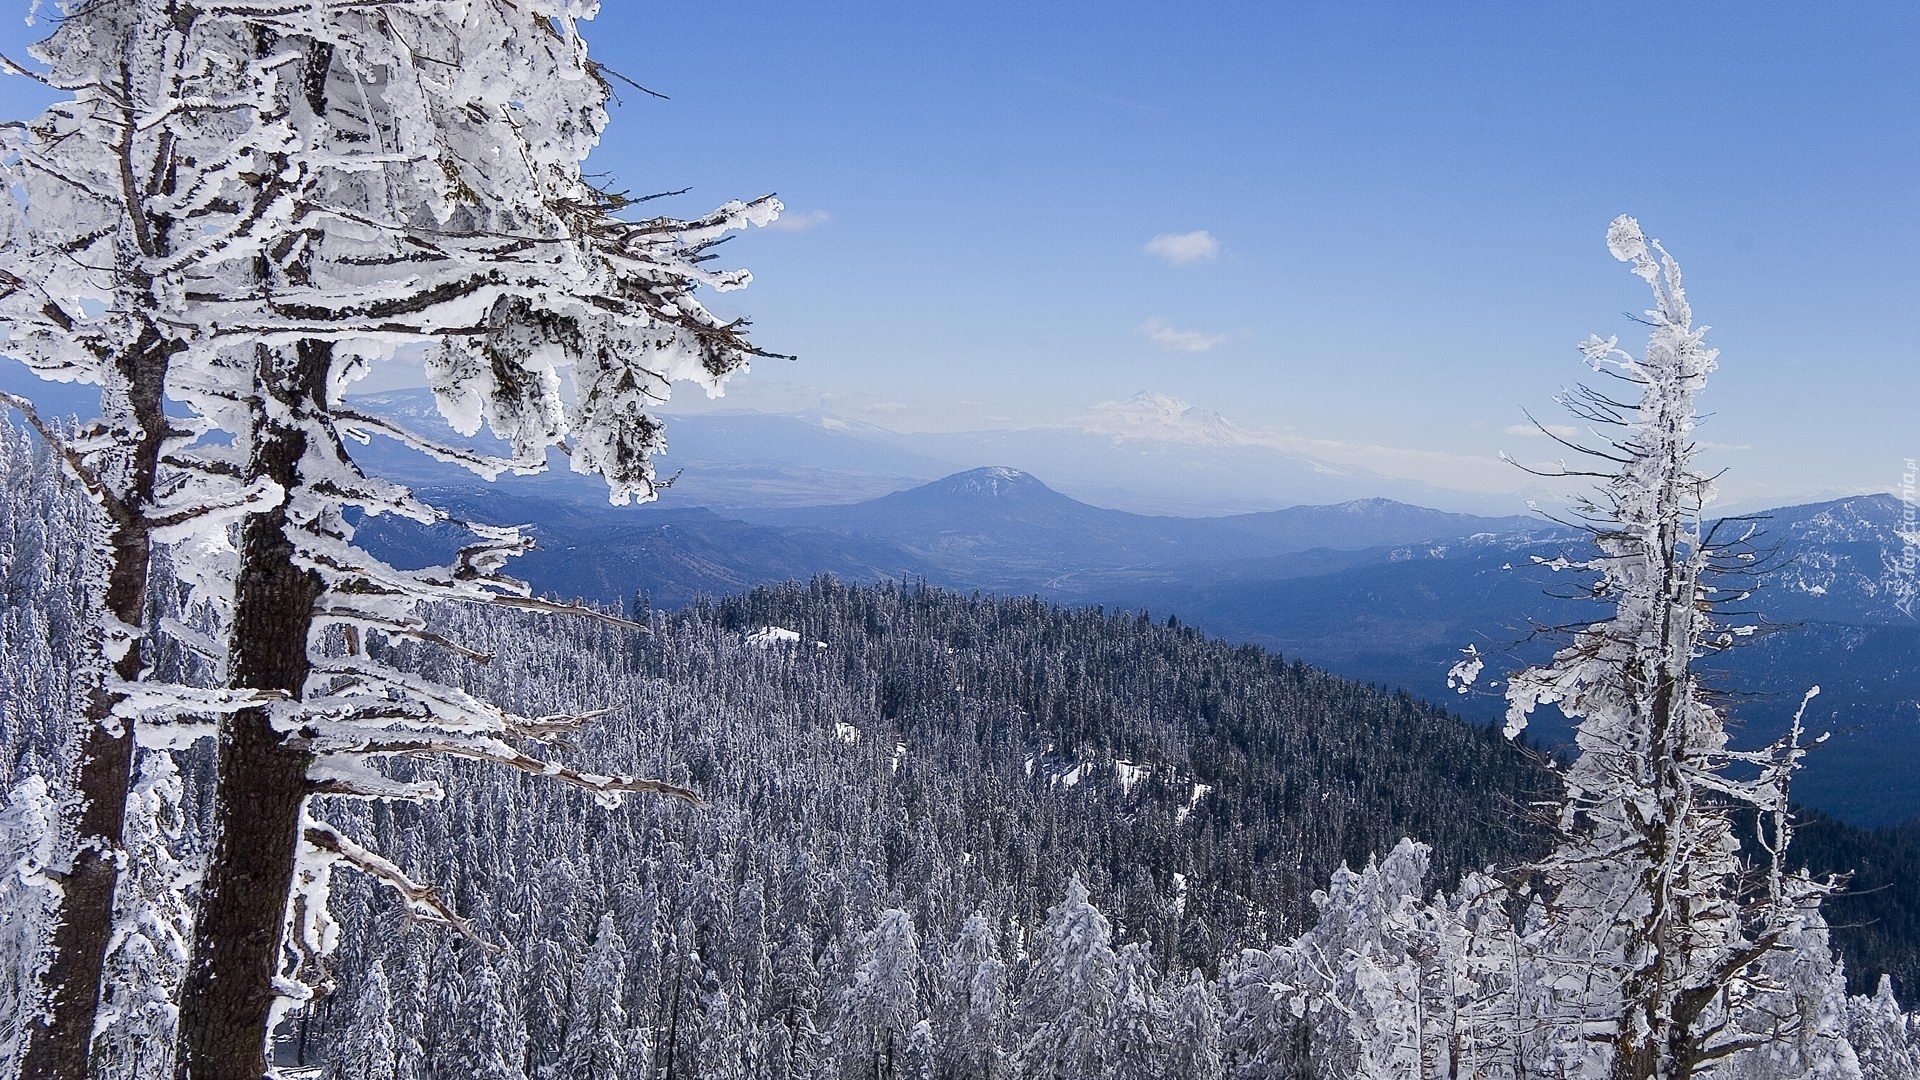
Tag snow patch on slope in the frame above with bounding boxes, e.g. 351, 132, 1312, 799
1176, 782, 1213, 824
745, 626, 802, 648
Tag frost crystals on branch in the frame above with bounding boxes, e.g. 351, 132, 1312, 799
5, 1, 797, 1075
0, 2, 322, 1071
1489, 216, 1851, 1080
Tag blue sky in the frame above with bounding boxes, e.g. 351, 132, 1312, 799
2, 2, 1914, 507
581, 1, 1919, 506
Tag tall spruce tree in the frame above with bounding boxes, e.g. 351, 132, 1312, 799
559, 913, 631, 1080
835, 908, 925, 1080
934, 912, 1008, 1080
324, 958, 397, 1080
1165, 969, 1226, 1080
1017, 876, 1120, 1080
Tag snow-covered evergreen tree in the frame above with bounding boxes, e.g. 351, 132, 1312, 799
835, 908, 925, 1080
1110, 942, 1166, 1080
1221, 937, 1305, 1073
901, 1019, 937, 1080
391, 936, 433, 1080
1467, 216, 1852, 1078
0, 776, 62, 1070
559, 912, 632, 1080
450, 954, 528, 1080
1016, 876, 1119, 1080
771, 924, 828, 1080
1282, 839, 1432, 1078
1165, 969, 1226, 1080
149, 0, 784, 1069
92, 751, 194, 1080
0, 3, 292, 1066
324, 959, 397, 1080
934, 912, 1008, 1080
695, 982, 747, 1080
1848, 977, 1920, 1080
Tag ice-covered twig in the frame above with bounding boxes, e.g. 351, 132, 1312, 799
301, 726, 699, 809
0, 391, 121, 517
298, 820, 495, 950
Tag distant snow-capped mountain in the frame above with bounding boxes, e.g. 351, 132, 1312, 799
1755, 494, 1920, 625
1064, 391, 1262, 449
915, 464, 1053, 499
349, 387, 1530, 515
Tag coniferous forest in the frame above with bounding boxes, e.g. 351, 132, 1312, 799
6, 420, 1920, 1077
0, 3, 1915, 1079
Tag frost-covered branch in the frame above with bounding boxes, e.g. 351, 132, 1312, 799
1469, 217, 1854, 1079
298, 820, 492, 948
308, 732, 700, 808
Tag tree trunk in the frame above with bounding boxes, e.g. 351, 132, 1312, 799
174, 342, 330, 1080
20, 332, 171, 1080
1610, 1027, 1658, 1080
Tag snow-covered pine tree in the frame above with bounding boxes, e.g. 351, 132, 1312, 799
558, 912, 632, 1080
0, 421, 95, 1072
154, 2, 783, 1073
92, 751, 195, 1080
1110, 942, 1166, 1080
449, 953, 528, 1080
902, 1019, 937, 1080
1479, 216, 1847, 1079
323, 958, 397, 1080
1220, 938, 1307, 1077
0, 776, 63, 1069
934, 912, 1008, 1080
734, 879, 774, 1020
1422, 870, 1537, 1078
770, 924, 828, 1080
524, 930, 580, 1080
0, 4, 311, 1069
1280, 838, 1432, 1078
1016, 876, 1120, 1080
694, 981, 747, 1080
1279, 839, 1544, 1077
1848, 977, 1920, 1080
1726, 901, 1861, 1078
390, 935, 433, 1080
1164, 969, 1226, 1080
835, 908, 926, 1080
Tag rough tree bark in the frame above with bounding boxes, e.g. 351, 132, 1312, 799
172, 341, 331, 1080
18, 327, 175, 1080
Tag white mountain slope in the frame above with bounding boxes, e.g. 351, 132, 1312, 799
1065, 391, 1267, 450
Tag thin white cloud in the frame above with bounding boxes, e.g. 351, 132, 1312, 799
1140, 318, 1227, 353
1144, 230, 1219, 265
766, 208, 832, 233
1502, 422, 1584, 439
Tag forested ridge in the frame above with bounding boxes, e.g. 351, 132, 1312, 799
250, 579, 1555, 1074
287, 581, 1920, 1074
0, 411, 1536, 1072
8, 407, 1920, 1074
